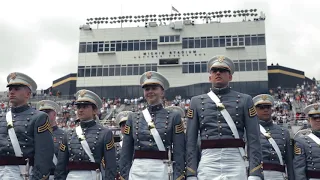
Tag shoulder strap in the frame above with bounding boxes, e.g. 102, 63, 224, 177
207, 91, 248, 167
75, 125, 95, 163
308, 133, 320, 145
75, 125, 100, 179
142, 109, 166, 151
259, 125, 284, 165
6, 111, 27, 177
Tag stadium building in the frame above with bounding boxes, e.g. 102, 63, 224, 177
55, 10, 269, 99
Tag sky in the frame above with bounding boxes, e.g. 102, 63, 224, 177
0, 0, 319, 91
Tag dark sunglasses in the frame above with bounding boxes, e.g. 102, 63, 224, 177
256, 105, 272, 110
210, 68, 230, 73
76, 104, 91, 109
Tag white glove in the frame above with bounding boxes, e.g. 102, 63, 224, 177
248, 176, 262, 180
186, 177, 198, 180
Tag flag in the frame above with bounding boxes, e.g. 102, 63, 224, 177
172, 6, 179, 13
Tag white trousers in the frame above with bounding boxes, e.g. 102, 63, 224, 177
263, 170, 285, 180
129, 159, 168, 180
67, 170, 102, 180
197, 148, 247, 180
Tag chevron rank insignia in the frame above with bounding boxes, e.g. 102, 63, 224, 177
106, 138, 114, 150
187, 109, 194, 119
294, 144, 301, 155
124, 124, 130, 135
175, 121, 184, 134
37, 118, 52, 134
248, 106, 257, 117
60, 143, 66, 152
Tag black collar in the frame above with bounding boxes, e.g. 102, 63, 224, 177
80, 120, 96, 128
211, 86, 231, 95
11, 104, 30, 113
259, 119, 273, 127
147, 103, 163, 112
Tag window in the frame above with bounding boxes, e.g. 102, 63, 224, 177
86, 42, 92, 53
188, 38, 194, 48
257, 34, 265, 45
182, 38, 188, 48
164, 36, 169, 42
91, 66, 97, 76
139, 65, 145, 75
259, 59, 267, 70
189, 62, 195, 73
159, 59, 179, 65
213, 36, 219, 47
85, 67, 91, 77
104, 42, 109, 52
170, 36, 175, 42
174, 35, 180, 42
98, 42, 104, 52
128, 40, 133, 51
151, 63, 157, 71
195, 37, 200, 48
115, 65, 120, 76
133, 64, 139, 75
207, 36, 213, 47
246, 60, 252, 71
201, 37, 206, 48
238, 35, 244, 46
140, 40, 146, 50
133, 40, 139, 51
245, 35, 251, 46
121, 65, 127, 76
251, 35, 258, 45
97, 66, 103, 76
151, 39, 157, 50
92, 42, 98, 52
182, 62, 188, 73
146, 64, 152, 71
116, 41, 122, 51
127, 64, 133, 75
159, 36, 165, 42
103, 66, 109, 76
78, 67, 85, 77
122, 41, 128, 51
219, 36, 225, 47
195, 62, 201, 73
232, 36, 238, 46
110, 41, 116, 51
239, 60, 246, 71
252, 60, 259, 71
79, 42, 86, 53
146, 39, 152, 50
233, 60, 239, 72
226, 36, 232, 47
201, 61, 207, 72
109, 65, 115, 76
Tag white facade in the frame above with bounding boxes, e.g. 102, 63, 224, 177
77, 20, 267, 88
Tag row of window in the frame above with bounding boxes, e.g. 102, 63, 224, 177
78, 34, 266, 53
79, 39, 158, 53
182, 59, 267, 73
78, 63, 158, 77
159, 35, 180, 43
182, 34, 265, 49
77, 59, 267, 77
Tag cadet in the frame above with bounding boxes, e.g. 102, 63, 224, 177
119, 71, 185, 180
253, 94, 294, 180
186, 56, 263, 180
54, 89, 116, 180
0, 72, 54, 179
293, 103, 320, 179
38, 100, 67, 180
115, 111, 132, 178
